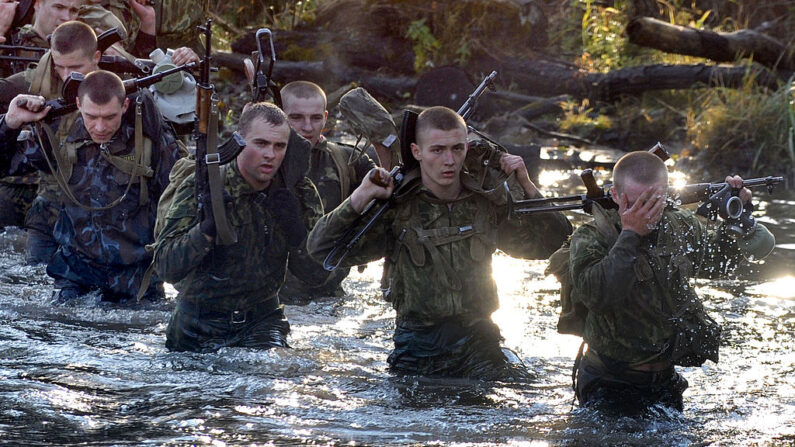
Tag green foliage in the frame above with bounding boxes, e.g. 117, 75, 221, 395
687, 74, 794, 176
406, 18, 439, 72
559, 99, 613, 134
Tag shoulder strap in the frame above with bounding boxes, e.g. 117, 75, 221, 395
326, 142, 351, 199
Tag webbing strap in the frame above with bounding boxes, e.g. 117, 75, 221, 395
206, 94, 237, 245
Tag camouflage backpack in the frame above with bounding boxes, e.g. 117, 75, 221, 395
545, 202, 618, 336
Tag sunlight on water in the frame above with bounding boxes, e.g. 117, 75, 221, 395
669, 171, 688, 189
745, 276, 795, 299
537, 170, 571, 188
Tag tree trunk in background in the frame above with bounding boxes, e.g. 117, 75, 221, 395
626, 17, 795, 72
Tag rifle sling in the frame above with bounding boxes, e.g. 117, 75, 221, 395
33, 100, 149, 212
207, 95, 237, 245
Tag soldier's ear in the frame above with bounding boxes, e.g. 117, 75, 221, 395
121, 97, 129, 114
410, 142, 421, 161
610, 186, 620, 205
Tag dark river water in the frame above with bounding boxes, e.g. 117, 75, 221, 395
0, 167, 793, 446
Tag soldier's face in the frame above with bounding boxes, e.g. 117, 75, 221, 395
411, 125, 468, 196
282, 94, 327, 147
51, 49, 100, 81
237, 119, 290, 191
35, 0, 82, 36
612, 178, 668, 208
76, 95, 128, 144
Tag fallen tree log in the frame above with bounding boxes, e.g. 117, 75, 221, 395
214, 51, 781, 106
213, 52, 416, 101
626, 17, 794, 72
483, 57, 782, 100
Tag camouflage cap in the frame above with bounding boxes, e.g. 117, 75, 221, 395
338, 87, 399, 153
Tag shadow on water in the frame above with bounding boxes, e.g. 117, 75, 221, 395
0, 174, 793, 445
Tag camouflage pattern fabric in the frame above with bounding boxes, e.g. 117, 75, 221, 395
338, 87, 399, 162
568, 205, 774, 366
389, 317, 534, 381
155, 0, 207, 54
16, 91, 182, 301
153, 160, 326, 352
279, 138, 376, 303
0, 180, 36, 229
307, 170, 572, 378
575, 349, 689, 414
0, 25, 46, 77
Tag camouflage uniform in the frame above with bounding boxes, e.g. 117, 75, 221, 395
307, 171, 572, 380
153, 159, 326, 353
0, 25, 46, 78
154, 0, 207, 54
279, 137, 376, 304
568, 204, 775, 412
15, 90, 180, 301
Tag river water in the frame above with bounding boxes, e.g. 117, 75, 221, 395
0, 167, 793, 446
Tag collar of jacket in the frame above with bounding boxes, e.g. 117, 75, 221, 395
65, 115, 134, 156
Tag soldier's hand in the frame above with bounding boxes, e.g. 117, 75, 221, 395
130, 0, 156, 35
350, 167, 394, 213
5, 95, 50, 129
726, 175, 751, 204
172, 47, 200, 66
618, 185, 665, 236
500, 153, 538, 197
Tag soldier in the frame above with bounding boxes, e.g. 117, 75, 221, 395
1, 69, 181, 303
307, 106, 572, 380
278, 81, 377, 303
0, 21, 100, 258
567, 151, 775, 413
153, 102, 328, 352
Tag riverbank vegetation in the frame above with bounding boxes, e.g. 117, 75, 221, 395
209, 0, 795, 180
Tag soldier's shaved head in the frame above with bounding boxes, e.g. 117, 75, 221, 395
52, 21, 97, 57
280, 81, 327, 108
415, 106, 466, 145
238, 102, 288, 137
612, 151, 668, 194
77, 70, 124, 105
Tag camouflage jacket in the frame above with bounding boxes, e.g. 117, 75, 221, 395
568, 206, 766, 364
310, 138, 375, 213
153, 160, 326, 306
307, 170, 573, 325
19, 92, 180, 271
280, 138, 377, 298
154, 0, 207, 53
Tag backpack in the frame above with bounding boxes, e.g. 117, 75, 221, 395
153, 146, 193, 239
545, 203, 618, 336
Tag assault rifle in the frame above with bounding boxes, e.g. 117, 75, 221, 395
193, 19, 245, 246
322, 71, 499, 271
508, 149, 783, 229
242, 28, 281, 107
15, 61, 196, 122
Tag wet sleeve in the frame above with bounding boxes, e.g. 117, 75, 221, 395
132, 32, 156, 59
287, 177, 331, 285
569, 227, 642, 313
306, 196, 391, 268
497, 208, 573, 259
152, 174, 212, 283
0, 115, 20, 168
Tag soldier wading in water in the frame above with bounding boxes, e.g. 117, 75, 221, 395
308, 106, 572, 380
